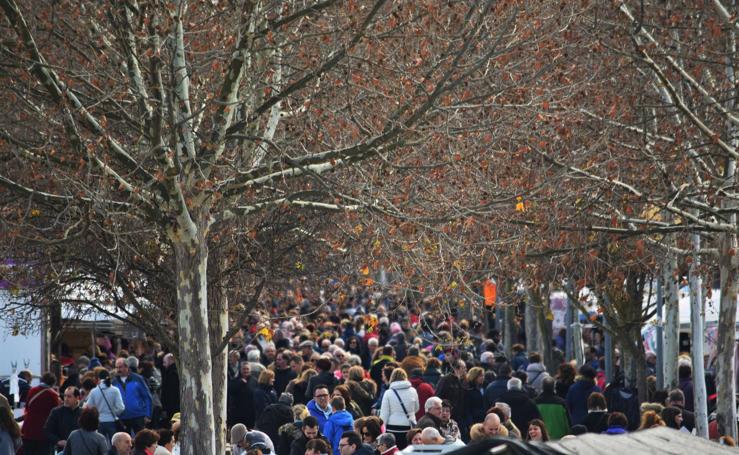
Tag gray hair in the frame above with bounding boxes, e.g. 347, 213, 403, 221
126, 356, 139, 370
111, 432, 130, 446
247, 350, 261, 362
348, 354, 363, 366
420, 427, 443, 444
425, 396, 443, 412
507, 377, 523, 391
377, 433, 396, 447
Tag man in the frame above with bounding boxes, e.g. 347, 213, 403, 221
370, 346, 395, 387
484, 364, 511, 409
434, 360, 465, 430
307, 385, 333, 432
228, 350, 242, 381
416, 397, 443, 430
263, 342, 278, 365
299, 340, 315, 362
44, 386, 82, 453
497, 378, 541, 434
678, 364, 695, 412
524, 353, 550, 395
419, 427, 465, 451
667, 389, 695, 432
535, 377, 570, 439
289, 353, 304, 376
306, 358, 338, 401
154, 429, 174, 455
256, 392, 295, 446
290, 416, 327, 455
377, 433, 398, 455
0, 369, 32, 407
160, 353, 180, 425
483, 413, 502, 437
338, 430, 375, 455
22, 372, 61, 455
108, 432, 133, 455
112, 357, 152, 434
228, 361, 257, 428
273, 351, 297, 396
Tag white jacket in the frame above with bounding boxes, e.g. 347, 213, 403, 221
85, 383, 125, 423
380, 380, 419, 427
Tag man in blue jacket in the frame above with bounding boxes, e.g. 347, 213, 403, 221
113, 357, 152, 434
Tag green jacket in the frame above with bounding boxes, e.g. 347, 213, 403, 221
536, 393, 571, 440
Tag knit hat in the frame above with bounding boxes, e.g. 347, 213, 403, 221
230, 423, 247, 444
390, 322, 402, 334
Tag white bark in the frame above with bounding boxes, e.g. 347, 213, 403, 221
662, 253, 680, 390
690, 233, 709, 438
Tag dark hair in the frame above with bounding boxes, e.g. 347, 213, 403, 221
678, 364, 692, 379
426, 358, 442, 369
542, 377, 555, 393
496, 364, 512, 378
513, 370, 528, 383
313, 384, 329, 396
82, 378, 96, 392
134, 429, 159, 449
512, 344, 525, 353
158, 429, 174, 446
661, 406, 683, 429
570, 424, 587, 435
556, 363, 576, 383
303, 416, 319, 429
316, 358, 332, 371
382, 346, 394, 356
362, 416, 382, 440
331, 396, 345, 410
78, 407, 100, 431
607, 412, 628, 428
527, 418, 550, 442
528, 352, 541, 363
98, 369, 112, 387
587, 392, 607, 410
441, 399, 453, 410
668, 389, 685, 404
0, 406, 20, 439
578, 365, 596, 380
66, 387, 81, 398
41, 372, 57, 386
341, 430, 362, 449
305, 438, 330, 453
406, 428, 422, 443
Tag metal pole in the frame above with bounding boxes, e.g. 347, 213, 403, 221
656, 274, 665, 390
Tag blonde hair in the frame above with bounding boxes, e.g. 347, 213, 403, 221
389, 368, 408, 383
467, 367, 485, 384
258, 369, 275, 386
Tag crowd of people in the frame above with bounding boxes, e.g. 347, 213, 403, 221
0, 291, 734, 454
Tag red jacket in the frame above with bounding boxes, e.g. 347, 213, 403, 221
409, 376, 435, 420
22, 385, 61, 441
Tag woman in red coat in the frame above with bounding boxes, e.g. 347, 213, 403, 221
22, 372, 61, 455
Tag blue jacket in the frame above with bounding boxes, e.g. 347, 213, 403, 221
565, 379, 601, 426
603, 425, 627, 435
112, 373, 152, 419
511, 352, 529, 372
483, 378, 509, 409
323, 410, 354, 455
307, 399, 332, 433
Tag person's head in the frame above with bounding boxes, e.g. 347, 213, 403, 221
512, 344, 525, 354
361, 416, 382, 443
158, 429, 175, 451
507, 377, 523, 391
292, 404, 308, 421
578, 364, 596, 380
111, 432, 133, 455
452, 359, 467, 378
126, 356, 139, 372
313, 385, 330, 408
667, 389, 685, 407
527, 419, 549, 442
720, 436, 737, 447
264, 343, 277, 360
587, 392, 607, 411
275, 351, 289, 369
407, 428, 423, 446
63, 386, 80, 408
483, 412, 501, 436
678, 364, 692, 380
607, 412, 628, 429
339, 430, 363, 455
467, 366, 485, 387
230, 423, 248, 446
348, 365, 365, 382
305, 438, 331, 455
425, 396, 443, 418
115, 357, 130, 377
316, 358, 332, 372
440, 400, 453, 423
258, 369, 275, 386
420, 427, 445, 445
377, 433, 396, 452
570, 424, 588, 436
41, 372, 57, 387
639, 410, 665, 430
240, 361, 252, 380
541, 376, 555, 395
134, 429, 159, 452
496, 363, 512, 379
528, 352, 541, 364
302, 416, 319, 439
557, 363, 576, 382
331, 396, 346, 411
78, 406, 99, 431
163, 353, 175, 369
389, 368, 407, 383
661, 406, 683, 429
333, 384, 351, 403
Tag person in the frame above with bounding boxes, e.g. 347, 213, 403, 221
565, 365, 601, 426
356, 416, 381, 449
154, 429, 174, 455
160, 354, 180, 425
23, 372, 62, 455
0, 369, 31, 407
482, 413, 502, 437
497, 377, 541, 434
678, 364, 695, 412
661, 406, 684, 431
308, 385, 333, 433
304, 438, 332, 455
534, 377, 570, 440
525, 354, 550, 395
462, 367, 486, 439
276, 404, 307, 455
257, 392, 295, 446
422, 358, 443, 388
345, 366, 376, 417
638, 410, 665, 430
45, 386, 83, 453
602, 412, 629, 435
376, 433, 397, 455
484, 364, 511, 408
112, 357, 152, 435
407, 369, 434, 421
290, 416, 327, 455
416, 397, 443, 430
439, 400, 461, 441
132, 429, 159, 455
510, 345, 528, 372
230, 423, 250, 455
554, 364, 576, 400
666, 389, 695, 432
406, 428, 423, 446
582, 392, 609, 434
306, 359, 338, 401
434, 360, 466, 430
379, 368, 418, 450
0, 405, 21, 454
489, 405, 520, 439
324, 397, 355, 455
332, 385, 363, 419
63, 407, 109, 455
108, 432, 133, 455
286, 369, 316, 406
274, 351, 298, 397
419, 426, 465, 450
526, 419, 549, 442
86, 370, 125, 442
338, 430, 374, 455
229, 362, 258, 428
254, 370, 278, 417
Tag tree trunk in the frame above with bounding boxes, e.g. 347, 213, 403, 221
524, 293, 539, 355
716, 231, 739, 439
629, 324, 648, 403
663, 253, 680, 390
209, 262, 229, 455
171, 227, 216, 455
690, 235, 709, 438
503, 302, 515, 359
533, 286, 555, 373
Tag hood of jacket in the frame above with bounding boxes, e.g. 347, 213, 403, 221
526, 363, 546, 374
389, 380, 413, 391
409, 376, 430, 389
329, 409, 354, 427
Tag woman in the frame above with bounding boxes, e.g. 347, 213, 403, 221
582, 392, 608, 434
0, 405, 21, 454
133, 429, 160, 455
253, 370, 278, 417
333, 385, 363, 419
286, 369, 316, 405
379, 368, 419, 450
462, 367, 486, 441
405, 428, 423, 446
63, 407, 109, 455
661, 406, 684, 430
527, 419, 550, 442
85, 369, 125, 443
555, 364, 576, 400
638, 410, 665, 430
360, 416, 382, 450
305, 438, 332, 455
345, 366, 376, 416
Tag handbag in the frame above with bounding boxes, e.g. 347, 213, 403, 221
99, 385, 125, 431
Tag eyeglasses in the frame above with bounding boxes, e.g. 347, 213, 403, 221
315, 394, 329, 398
362, 432, 370, 437
338, 443, 350, 448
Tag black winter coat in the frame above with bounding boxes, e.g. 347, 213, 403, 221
498, 389, 542, 433
228, 376, 257, 427
160, 364, 180, 418
256, 402, 293, 447
44, 405, 81, 447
